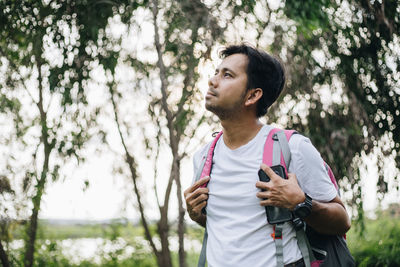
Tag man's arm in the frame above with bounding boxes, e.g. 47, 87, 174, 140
184, 176, 210, 228
256, 164, 351, 235
305, 195, 350, 235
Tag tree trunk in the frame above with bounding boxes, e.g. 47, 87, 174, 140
155, 157, 179, 267
108, 86, 162, 264
157, 215, 173, 267
174, 159, 187, 267
24, 175, 46, 267
0, 240, 10, 267
24, 59, 51, 267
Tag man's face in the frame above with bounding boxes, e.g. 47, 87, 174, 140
205, 53, 248, 119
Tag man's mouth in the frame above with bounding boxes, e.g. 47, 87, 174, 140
206, 89, 217, 97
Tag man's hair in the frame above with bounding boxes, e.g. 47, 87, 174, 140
220, 44, 285, 117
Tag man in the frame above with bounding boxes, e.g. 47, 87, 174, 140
184, 44, 351, 267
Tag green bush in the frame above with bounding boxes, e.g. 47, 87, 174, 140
30, 239, 157, 267
347, 215, 400, 267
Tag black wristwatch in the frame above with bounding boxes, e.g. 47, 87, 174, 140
293, 193, 313, 219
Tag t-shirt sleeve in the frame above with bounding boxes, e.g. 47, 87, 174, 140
288, 134, 337, 202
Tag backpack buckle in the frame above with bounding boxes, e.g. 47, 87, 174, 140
271, 225, 283, 240
292, 216, 305, 231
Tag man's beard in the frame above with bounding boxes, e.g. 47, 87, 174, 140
205, 93, 246, 120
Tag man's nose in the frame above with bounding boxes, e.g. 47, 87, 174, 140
208, 74, 217, 87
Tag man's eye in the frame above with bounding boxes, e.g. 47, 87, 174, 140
224, 73, 232, 77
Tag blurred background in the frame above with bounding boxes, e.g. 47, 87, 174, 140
0, 0, 399, 266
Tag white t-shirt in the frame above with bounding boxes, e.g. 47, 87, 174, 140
192, 125, 337, 267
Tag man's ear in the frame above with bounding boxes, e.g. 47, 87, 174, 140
244, 88, 263, 107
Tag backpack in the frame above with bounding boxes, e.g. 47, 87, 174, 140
194, 128, 355, 267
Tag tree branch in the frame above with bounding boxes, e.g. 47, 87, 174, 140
108, 84, 160, 257
174, 160, 187, 267
0, 240, 10, 267
151, 0, 178, 229
25, 53, 52, 267
179, 114, 208, 161
152, 124, 162, 211
151, 0, 173, 123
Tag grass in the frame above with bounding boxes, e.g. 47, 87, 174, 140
4, 213, 400, 266
8, 220, 146, 240
346, 214, 400, 267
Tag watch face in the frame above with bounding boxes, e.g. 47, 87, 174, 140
295, 203, 311, 219
294, 194, 312, 219
296, 206, 310, 218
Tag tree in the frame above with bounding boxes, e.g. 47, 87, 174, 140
0, 0, 134, 265
279, 0, 400, 227
102, 1, 223, 266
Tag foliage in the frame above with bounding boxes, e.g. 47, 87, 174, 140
267, 0, 400, 227
284, 0, 400, 177
0, 0, 143, 266
347, 208, 400, 267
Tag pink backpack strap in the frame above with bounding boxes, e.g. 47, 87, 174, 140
199, 131, 223, 188
263, 128, 296, 175
325, 163, 339, 191
262, 128, 280, 166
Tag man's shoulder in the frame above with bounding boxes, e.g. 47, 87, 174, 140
194, 143, 209, 158
288, 131, 311, 149
287, 132, 321, 163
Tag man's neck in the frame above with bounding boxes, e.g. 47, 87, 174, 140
220, 117, 263, 150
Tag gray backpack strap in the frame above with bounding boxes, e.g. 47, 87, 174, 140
274, 224, 285, 267
276, 130, 292, 168
195, 140, 215, 267
272, 133, 284, 267
295, 226, 314, 267
272, 133, 282, 165
273, 130, 314, 267
195, 153, 208, 267
195, 146, 210, 267
194, 142, 213, 183
198, 229, 208, 267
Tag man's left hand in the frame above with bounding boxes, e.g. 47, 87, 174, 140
256, 164, 305, 210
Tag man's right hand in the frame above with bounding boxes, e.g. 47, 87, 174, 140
184, 176, 210, 227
